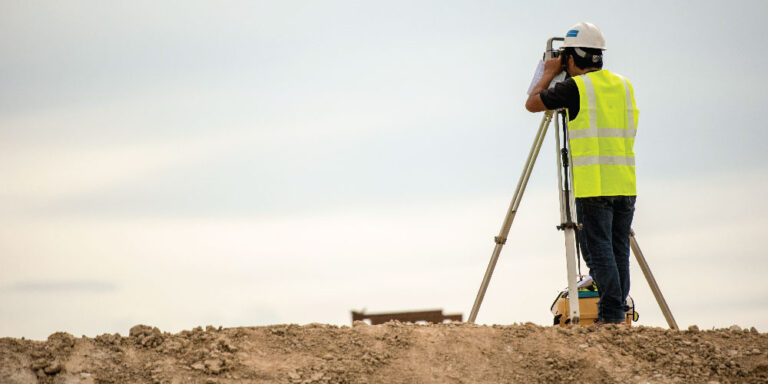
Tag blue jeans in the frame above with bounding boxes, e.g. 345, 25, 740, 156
575, 195, 636, 323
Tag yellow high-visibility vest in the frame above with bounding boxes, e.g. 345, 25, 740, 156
570, 70, 639, 197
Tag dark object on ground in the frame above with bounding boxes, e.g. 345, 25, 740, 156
351, 309, 462, 325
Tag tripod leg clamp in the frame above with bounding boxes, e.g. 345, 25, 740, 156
556, 222, 583, 231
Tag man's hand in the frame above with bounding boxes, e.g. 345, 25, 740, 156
544, 56, 564, 77
525, 56, 563, 112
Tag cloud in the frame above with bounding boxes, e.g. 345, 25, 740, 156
6, 280, 118, 293
0, 140, 217, 211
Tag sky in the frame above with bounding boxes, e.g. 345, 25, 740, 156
1, 0, 767, 340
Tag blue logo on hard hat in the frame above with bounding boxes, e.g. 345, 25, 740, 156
566, 30, 579, 37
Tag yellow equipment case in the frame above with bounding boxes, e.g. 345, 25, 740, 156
551, 276, 638, 326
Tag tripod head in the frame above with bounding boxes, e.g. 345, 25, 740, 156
540, 37, 569, 87
544, 37, 564, 61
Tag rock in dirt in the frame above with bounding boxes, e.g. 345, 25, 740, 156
129, 324, 160, 338
204, 358, 224, 374
129, 324, 164, 348
47, 332, 76, 350
43, 360, 62, 375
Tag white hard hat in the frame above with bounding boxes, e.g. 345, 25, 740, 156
561, 22, 606, 50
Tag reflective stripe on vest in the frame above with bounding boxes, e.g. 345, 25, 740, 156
572, 155, 636, 167
568, 127, 637, 139
570, 70, 639, 198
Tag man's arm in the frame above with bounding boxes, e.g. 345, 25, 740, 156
525, 56, 564, 112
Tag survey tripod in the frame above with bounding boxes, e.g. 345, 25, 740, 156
467, 37, 678, 329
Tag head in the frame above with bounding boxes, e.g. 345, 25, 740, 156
560, 22, 606, 75
562, 47, 603, 75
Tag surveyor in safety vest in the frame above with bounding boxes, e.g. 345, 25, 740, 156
526, 22, 639, 325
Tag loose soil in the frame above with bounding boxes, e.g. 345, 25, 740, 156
1, 322, 766, 383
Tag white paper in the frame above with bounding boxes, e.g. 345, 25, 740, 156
527, 60, 545, 95
527, 60, 566, 95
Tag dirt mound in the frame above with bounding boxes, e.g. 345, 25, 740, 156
1, 322, 766, 383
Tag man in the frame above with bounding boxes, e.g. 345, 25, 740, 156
526, 22, 639, 325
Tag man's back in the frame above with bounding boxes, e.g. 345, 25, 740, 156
568, 69, 638, 198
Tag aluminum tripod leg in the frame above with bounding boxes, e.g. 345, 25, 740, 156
630, 229, 679, 330
468, 111, 554, 323
563, 229, 580, 324
554, 113, 580, 325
